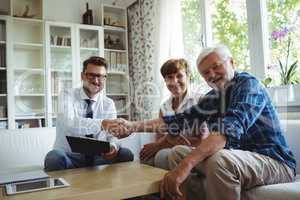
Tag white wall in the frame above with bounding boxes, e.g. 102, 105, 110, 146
43, 0, 136, 24
43, 0, 82, 23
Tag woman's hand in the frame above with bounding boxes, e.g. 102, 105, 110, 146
140, 143, 161, 161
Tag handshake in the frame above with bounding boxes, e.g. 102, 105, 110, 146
101, 118, 138, 139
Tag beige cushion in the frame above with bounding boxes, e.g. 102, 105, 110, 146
244, 175, 300, 200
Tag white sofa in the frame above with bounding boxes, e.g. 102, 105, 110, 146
0, 121, 299, 199
0, 128, 155, 173
246, 120, 300, 200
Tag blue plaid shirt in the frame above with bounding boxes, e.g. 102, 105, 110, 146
163, 72, 296, 170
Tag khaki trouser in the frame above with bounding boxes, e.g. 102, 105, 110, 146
141, 148, 172, 170
168, 145, 295, 200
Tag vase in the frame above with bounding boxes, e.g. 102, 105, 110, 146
267, 84, 299, 107
82, 3, 93, 25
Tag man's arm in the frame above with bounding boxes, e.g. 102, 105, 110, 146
160, 133, 226, 199
108, 90, 218, 138
106, 118, 168, 138
221, 77, 267, 149
180, 133, 226, 169
110, 92, 218, 138
102, 100, 120, 151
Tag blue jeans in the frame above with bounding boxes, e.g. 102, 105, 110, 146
44, 148, 134, 171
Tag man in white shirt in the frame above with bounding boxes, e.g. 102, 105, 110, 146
44, 56, 133, 171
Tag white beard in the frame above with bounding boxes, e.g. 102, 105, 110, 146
226, 64, 235, 81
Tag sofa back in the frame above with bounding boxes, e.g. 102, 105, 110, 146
0, 120, 299, 173
281, 120, 300, 173
0, 128, 155, 173
0, 128, 56, 172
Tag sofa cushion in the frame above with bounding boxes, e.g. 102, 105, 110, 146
244, 175, 300, 200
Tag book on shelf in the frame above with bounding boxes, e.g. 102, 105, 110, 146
0, 45, 6, 67
110, 51, 117, 71
104, 51, 110, 69
116, 52, 121, 70
0, 121, 7, 129
38, 119, 42, 127
0, 22, 5, 42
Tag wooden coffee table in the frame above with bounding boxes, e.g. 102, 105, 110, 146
0, 162, 167, 200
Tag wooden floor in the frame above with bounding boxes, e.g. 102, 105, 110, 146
0, 162, 167, 200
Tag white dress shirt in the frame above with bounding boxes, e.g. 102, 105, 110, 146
53, 87, 120, 153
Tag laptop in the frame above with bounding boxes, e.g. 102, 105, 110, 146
66, 136, 110, 155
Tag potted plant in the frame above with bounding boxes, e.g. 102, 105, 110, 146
266, 27, 300, 107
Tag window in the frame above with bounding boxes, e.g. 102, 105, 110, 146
181, 0, 300, 119
266, 0, 300, 86
181, 0, 209, 94
209, 0, 250, 71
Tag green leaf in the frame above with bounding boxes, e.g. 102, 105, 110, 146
278, 59, 287, 84
286, 60, 298, 84
261, 77, 272, 87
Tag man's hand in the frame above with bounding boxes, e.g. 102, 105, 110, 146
102, 146, 118, 160
166, 134, 191, 146
101, 118, 131, 138
140, 142, 161, 161
107, 118, 138, 139
160, 161, 192, 199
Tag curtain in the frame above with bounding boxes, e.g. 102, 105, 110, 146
156, 0, 185, 101
127, 0, 184, 120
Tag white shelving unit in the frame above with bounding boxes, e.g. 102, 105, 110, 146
76, 24, 104, 83
0, 1, 131, 129
0, 16, 8, 129
102, 4, 130, 119
9, 0, 44, 129
45, 22, 75, 127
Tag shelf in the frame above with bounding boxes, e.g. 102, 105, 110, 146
14, 68, 44, 72
117, 113, 129, 116
104, 25, 126, 32
107, 71, 126, 75
13, 17, 43, 24
104, 48, 126, 53
51, 45, 72, 52
0, 41, 6, 44
0, 94, 7, 97
51, 69, 72, 73
15, 116, 45, 120
0, 67, 6, 70
80, 47, 99, 51
107, 93, 128, 96
15, 94, 45, 97
51, 45, 71, 49
14, 42, 43, 50
103, 4, 126, 11
0, 118, 8, 121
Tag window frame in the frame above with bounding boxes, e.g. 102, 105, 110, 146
197, 0, 300, 111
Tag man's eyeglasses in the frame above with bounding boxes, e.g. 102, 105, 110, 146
85, 72, 107, 81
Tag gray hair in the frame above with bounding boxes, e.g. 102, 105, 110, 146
196, 45, 232, 67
